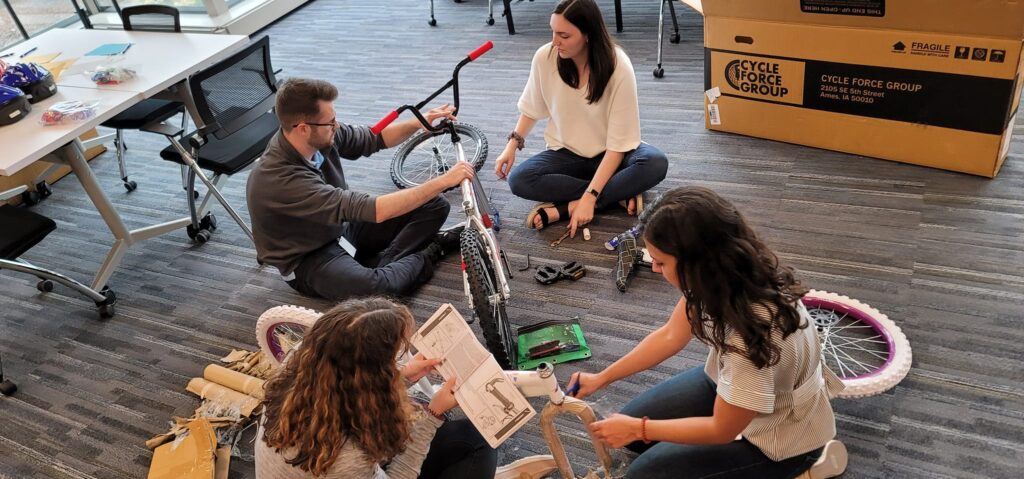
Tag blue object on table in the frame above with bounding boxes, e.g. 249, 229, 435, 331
85, 43, 133, 56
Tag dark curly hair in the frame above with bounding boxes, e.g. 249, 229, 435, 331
261, 297, 414, 475
641, 186, 808, 369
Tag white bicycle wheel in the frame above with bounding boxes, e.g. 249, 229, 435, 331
803, 290, 912, 398
255, 305, 320, 368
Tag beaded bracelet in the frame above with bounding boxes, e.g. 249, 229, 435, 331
641, 416, 651, 444
422, 403, 446, 422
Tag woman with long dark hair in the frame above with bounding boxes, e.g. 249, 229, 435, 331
495, 0, 668, 237
256, 297, 497, 478
568, 187, 845, 478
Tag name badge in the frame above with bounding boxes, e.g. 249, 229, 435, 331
338, 235, 357, 257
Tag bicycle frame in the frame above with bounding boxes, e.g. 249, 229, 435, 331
371, 41, 512, 307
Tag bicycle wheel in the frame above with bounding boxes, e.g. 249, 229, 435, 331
391, 123, 488, 189
803, 290, 912, 398
255, 305, 320, 368
461, 227, 515, 369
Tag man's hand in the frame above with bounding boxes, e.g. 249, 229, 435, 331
589, 414, 644, 448
402, 353, 441, 383
569, 194, 595, 238
439, 161, 475, 189
423, 104, 457, 129
495, 145, 516, 180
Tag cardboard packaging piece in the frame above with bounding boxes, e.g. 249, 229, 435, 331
186, 378, 261, 417
203, 364, 266, 400
685, 0, 1024, 177
147, 419, 216, 479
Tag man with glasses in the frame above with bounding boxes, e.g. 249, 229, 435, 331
247, 78, 474, 301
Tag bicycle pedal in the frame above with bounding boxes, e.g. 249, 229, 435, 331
534, 266, 560, 285
559, 261, 586, 281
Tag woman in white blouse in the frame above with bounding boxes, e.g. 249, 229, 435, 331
568, 187, 846, 479
495, 0, 667, 237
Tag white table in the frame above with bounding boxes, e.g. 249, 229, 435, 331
0, 28, 248, 293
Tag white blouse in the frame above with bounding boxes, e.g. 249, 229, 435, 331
517, 43, 642, 158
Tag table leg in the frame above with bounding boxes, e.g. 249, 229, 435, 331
60, 140, 132, 290
615, 0, 622, 32
503, 0, 515, 35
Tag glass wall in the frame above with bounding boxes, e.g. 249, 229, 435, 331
1, 0, 78, 50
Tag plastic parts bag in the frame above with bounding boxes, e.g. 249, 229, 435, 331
88, 66, 137, 85
39, 100, 98, 126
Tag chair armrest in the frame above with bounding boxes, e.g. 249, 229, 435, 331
0, 185, 28, 201
141, 121, 185, 138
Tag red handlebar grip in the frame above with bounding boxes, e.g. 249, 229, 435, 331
370, 110, 399, 135
467, 41, 494, 61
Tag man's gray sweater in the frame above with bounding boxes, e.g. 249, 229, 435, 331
246, 124, 387, 276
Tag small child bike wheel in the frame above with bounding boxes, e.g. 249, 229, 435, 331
803, 290, 912, 398
255, 305, 320, 367
461, 227, 515, 369
390, 123, 488, 189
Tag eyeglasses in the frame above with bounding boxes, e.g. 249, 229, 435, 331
293, 118, 338, 129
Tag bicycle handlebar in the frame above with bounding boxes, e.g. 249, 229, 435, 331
369, 41, 493, 135
370, 110, 399, 135
467, 41, 494, 61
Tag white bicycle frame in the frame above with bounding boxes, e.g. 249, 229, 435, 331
453, 140, 512, 311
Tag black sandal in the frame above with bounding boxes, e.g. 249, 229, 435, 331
526, 202, 570, 230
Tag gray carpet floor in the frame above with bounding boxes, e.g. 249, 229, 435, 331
1, 0, 1022, 477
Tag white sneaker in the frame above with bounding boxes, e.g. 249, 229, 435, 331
808, 440, 848, 479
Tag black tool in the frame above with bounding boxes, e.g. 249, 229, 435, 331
0, 352, 17, 396
527, 341, 581, 360
535, 261, 587, 285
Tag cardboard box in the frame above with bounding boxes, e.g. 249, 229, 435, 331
0, 129, 108, 203
685, 0, 1024, 177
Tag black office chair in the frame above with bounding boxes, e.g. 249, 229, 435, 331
653, 0, 681, 79
154, 35, 279, 244
100, 5, 187, 192
0, 187, 116, 318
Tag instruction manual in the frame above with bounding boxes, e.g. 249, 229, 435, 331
411, 303, 535, 448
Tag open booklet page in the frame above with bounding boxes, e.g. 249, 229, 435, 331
411, 303, 536, 448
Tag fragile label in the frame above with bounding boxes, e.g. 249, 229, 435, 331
801, 0, 884, 17
707, 104, 721, 125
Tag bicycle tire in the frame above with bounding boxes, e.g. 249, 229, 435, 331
461, 227, 515, 369
803, 290, 912, 398
255, 305, 320, 368
390, 123, 488, 189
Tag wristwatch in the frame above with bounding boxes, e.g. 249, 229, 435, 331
587, 187, 601, 199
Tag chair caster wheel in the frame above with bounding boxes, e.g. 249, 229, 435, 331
0, 380, 16, 396
194, 229, 212, 244
124, 180, 138, 192
653, 67, 665, 78
670, 33, 681, 44
200, 213, 217, 231
97, 286, 116, 319
36, 181, 52, 198
429, 19, 437, 26
487, 18, 495, 25
37, 280, 54, 293
21, 190, 40, 206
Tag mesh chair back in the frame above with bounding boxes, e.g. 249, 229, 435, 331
121, 5, 181, 33
189, 36, 278, 141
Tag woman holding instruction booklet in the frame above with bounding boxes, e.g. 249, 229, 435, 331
254, 297, 497, 479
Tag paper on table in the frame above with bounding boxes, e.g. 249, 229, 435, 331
22, 52, 61, 64
85, 43, 131, 56
42, 59, 77, 81
411, 304, 535, 448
